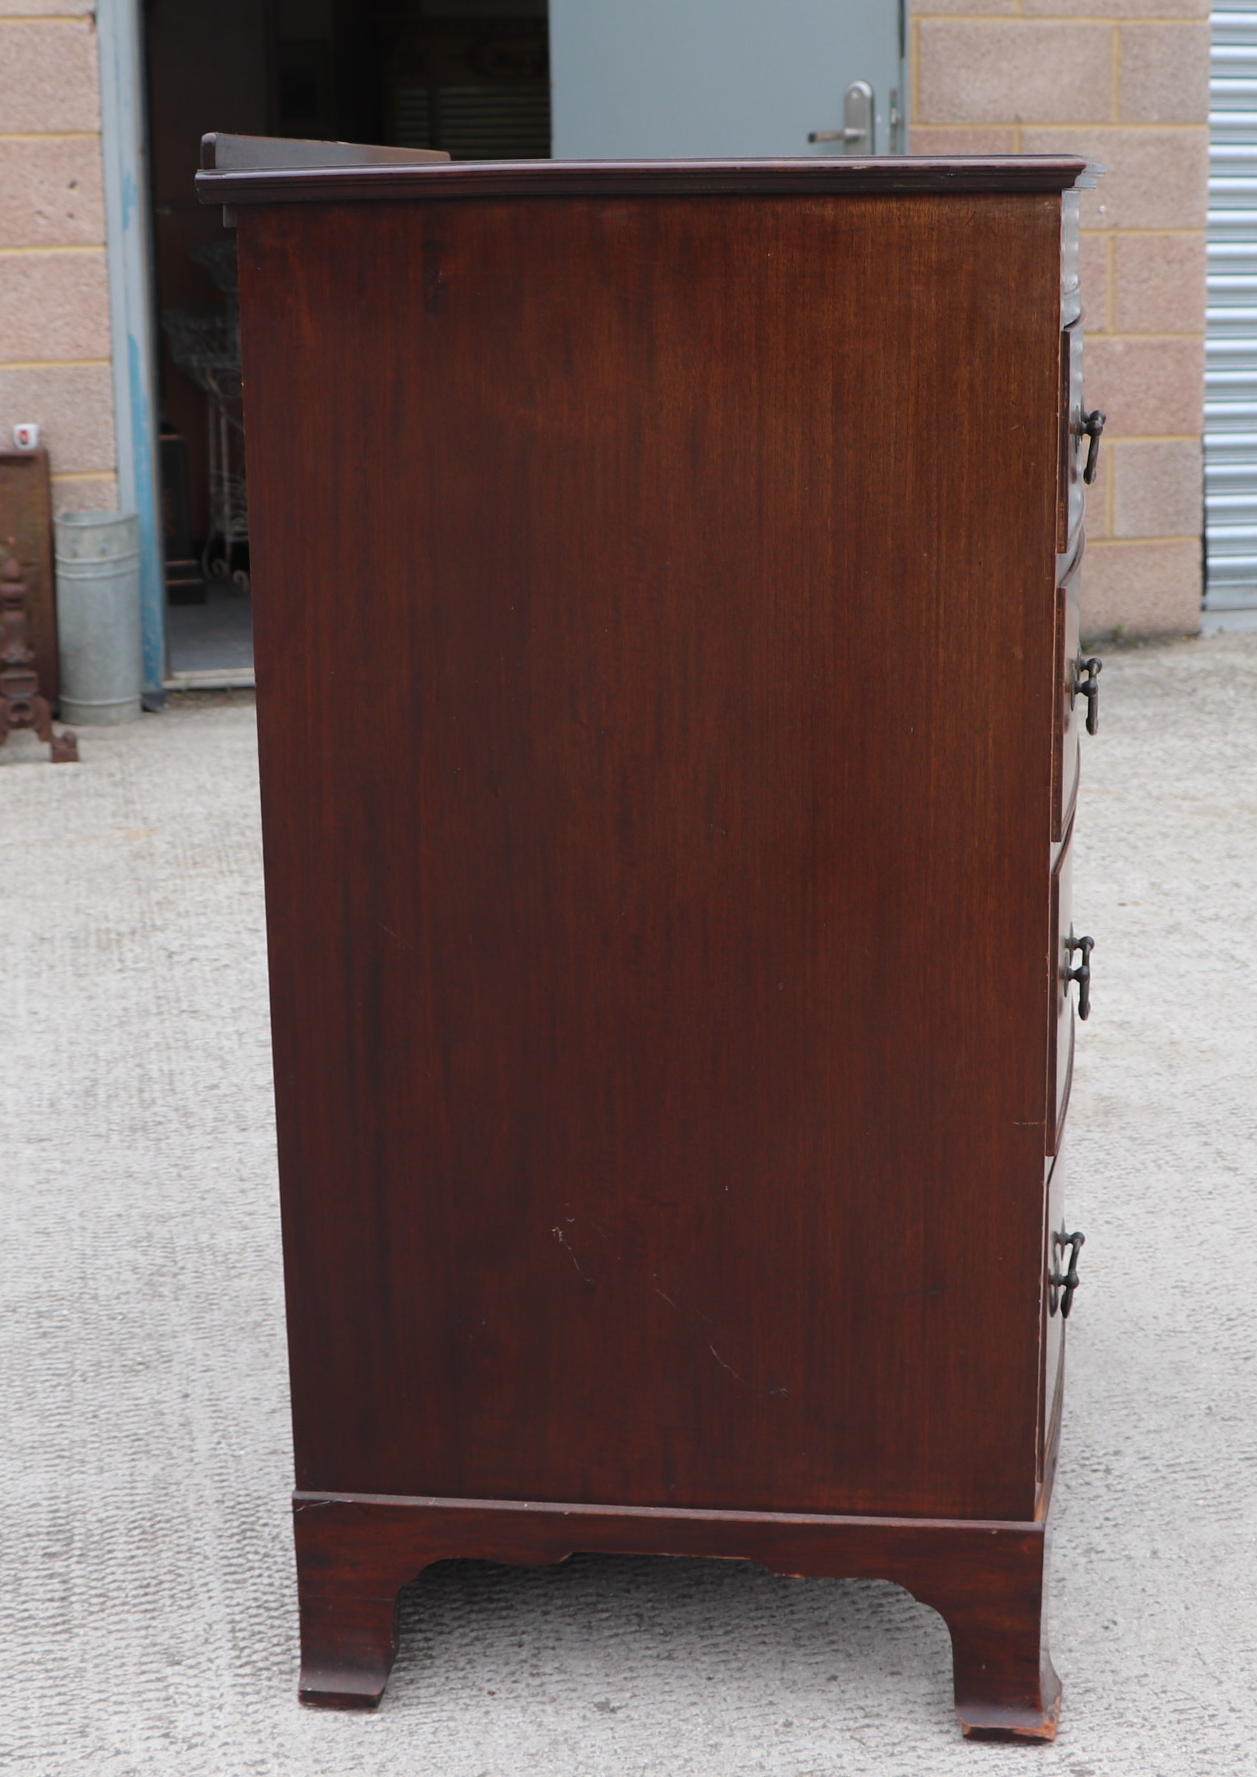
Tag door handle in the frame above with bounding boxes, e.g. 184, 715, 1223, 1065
809, 82, 875, 155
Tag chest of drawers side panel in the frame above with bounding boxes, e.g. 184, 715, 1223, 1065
238, 186, 1063, 1523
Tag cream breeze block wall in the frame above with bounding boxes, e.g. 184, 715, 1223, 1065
0, 0, 117, 512
911, 0, 1209, 637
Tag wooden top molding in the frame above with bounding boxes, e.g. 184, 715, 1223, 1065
201, 132, 450, 171
197, 148, 1092, 208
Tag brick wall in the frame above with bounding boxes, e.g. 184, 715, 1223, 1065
0, 0, 116, 513
911, 0, 1210, 637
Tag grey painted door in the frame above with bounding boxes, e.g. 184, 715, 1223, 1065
550, 0, 904, 161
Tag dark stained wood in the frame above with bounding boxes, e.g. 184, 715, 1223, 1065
1048, 827, 1076, 1158
1058, 322, 1087, 558
0, 450, 58, 712
242, 189, 1059, 1518
293, 1492, 1060, 1741
222, 157, 1095, 1736
1040, 1145, 1069, 1485
0, 547, 77, 762
198, 153, 1090, 209
1053, 543, 1084, 844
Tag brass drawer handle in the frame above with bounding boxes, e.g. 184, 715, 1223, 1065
1073, 654, 1102, 735
1049, 1229, 1085, 1319
1080, 409, 1105, 484
1065, 931, 1094, 1020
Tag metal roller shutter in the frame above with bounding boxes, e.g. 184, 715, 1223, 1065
1207, 6, 1257, 608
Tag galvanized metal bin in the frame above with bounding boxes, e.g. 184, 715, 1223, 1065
54, 511, 143, 725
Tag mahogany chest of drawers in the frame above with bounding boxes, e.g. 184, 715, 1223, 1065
199, 141, 1099, 1741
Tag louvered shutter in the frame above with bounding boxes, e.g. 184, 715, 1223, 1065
1207, 5, 1257, 607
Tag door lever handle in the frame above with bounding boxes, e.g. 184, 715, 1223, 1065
810, 81, 875, 155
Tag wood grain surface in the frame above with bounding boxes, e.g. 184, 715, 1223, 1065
0, 450, 58, 712
237, 186, 1063, 1523
291, 1490, 1060, 1738
201, 153, 1088, 210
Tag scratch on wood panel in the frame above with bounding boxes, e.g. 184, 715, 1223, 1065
552, 1226, 593, 1285
656, 1277, 787, 1395
707, 1343, 745, 1384
652, 1279, 713, 1327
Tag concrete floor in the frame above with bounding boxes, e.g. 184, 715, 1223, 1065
2, 633, 1256, 1776
164, 584, 254, 678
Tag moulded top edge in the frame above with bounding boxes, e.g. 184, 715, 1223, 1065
195, 154, 1093, 208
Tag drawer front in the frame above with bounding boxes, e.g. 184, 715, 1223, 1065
1057, 321, 1086, 554
1040, 1141, 1069, 1478
1061, 189, 1081, 319
1047, 827, 1077, 1156
1053, 543, 1084, 843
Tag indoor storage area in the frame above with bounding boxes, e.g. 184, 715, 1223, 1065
145, 0, 551, 680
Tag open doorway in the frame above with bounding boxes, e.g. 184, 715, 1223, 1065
142, 0, 899, 680
143, 0, 551, 683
